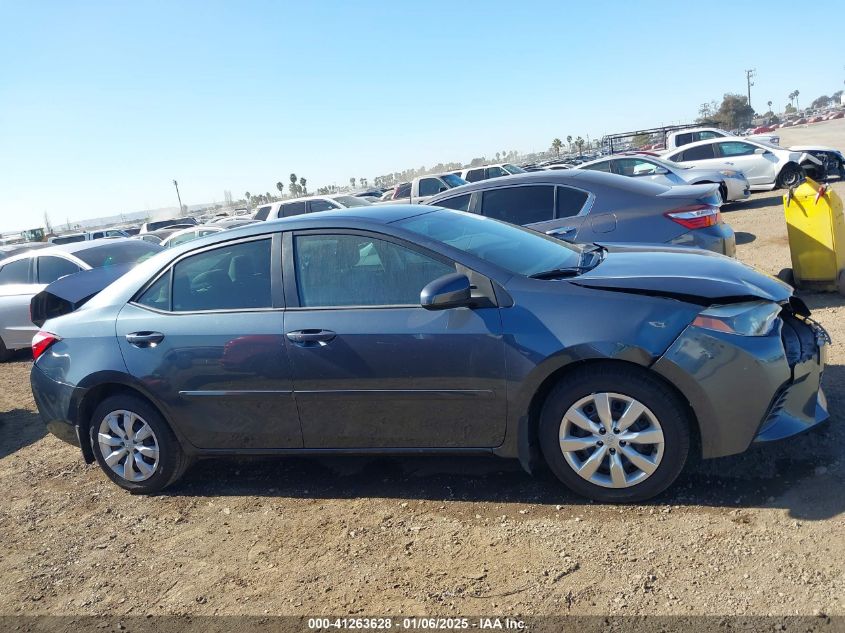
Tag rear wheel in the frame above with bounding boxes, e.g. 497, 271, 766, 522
838, 269, 845, 297
777, 267, 795, 287
778, 163, 803, 188
90, 395, 189, 494
539, 364, 691, 503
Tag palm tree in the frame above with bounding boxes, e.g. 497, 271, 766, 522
575, 136, 585, 155
551, 138, 562, 158
276, 182, 284, 197
794, 90, 800, 111
566, 135, 573, 153
289, 173, 298, 196
300, 177, 307, 195
767, 100, 773, 111
350, 177, 356, 189
244, 191, 251, 204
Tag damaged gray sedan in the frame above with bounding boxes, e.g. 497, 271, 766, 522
29, 206, 830, 502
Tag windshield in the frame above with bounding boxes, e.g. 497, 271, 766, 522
332, 195, 371, 207
76, 240, 162, 268
440, 174, 468, 188
396, 210, 581, 277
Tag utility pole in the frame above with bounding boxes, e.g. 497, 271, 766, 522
745, 68, 756, 109
173, 179, 184, 216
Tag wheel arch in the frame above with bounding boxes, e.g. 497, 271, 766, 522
75, 377, 189, 463
514, 358, 701, 474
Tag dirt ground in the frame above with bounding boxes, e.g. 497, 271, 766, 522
2, 122, 845, 619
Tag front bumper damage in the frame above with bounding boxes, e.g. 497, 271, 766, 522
653, 305, 829, 459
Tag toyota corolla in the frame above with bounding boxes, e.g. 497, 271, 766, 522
30, 206, 830, 502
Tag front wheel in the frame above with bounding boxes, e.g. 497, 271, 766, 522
539, 365, 691, 503
90, 395, 189, 494
778, 163, 803, 188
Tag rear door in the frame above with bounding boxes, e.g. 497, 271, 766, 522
0, 257, 40, 349
283, 230, 507, 448
115, 235, 302, 449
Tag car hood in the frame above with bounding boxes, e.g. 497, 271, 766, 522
790, 144, 844, 155
571, 244, 792, 304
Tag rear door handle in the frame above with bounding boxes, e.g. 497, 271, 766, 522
286, 329, 336, 346
126, 331, 165, 347
546, 226, 577, 239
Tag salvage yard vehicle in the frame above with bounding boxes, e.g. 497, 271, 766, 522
384, 174, 468, 204
454, 163, 526, 183
253, 194, 371, 221
576, 154, 750, 203
160, 225, 224, 248
426, 170, 736, 255
29, 206, 829, 502
0, 239, 161, 360
139, 217, 198, 234
665, 127, 780, 150
48, 229, 131, 244
663, 138, 824, 189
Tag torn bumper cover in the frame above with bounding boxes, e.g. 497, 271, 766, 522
653, 308, 829, 459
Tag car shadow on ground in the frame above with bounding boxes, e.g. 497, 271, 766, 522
0, 408, 46, 460
729, 193, 783, 212
170, 364, 844, 522
734, 231, 756, 245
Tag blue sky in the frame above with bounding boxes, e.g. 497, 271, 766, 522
2, 0, 843, 231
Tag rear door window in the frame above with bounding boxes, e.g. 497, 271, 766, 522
581, 161, 612, 173
465, 169, 485, 182
37, 256, 82, 283
171, 239, 272, 311
281, 202, 307, 217
481, 185, 555, 225
673, 132, 693, 147
0, 258, 31, 284
307, 199, 338, 213
435, 194, 471, 212
677, 143, 716, 161
556, 187, 590, 218
254, 206, 272, 221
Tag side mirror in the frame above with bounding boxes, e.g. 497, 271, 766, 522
653, 166, 669, 175
438, 185, 448, 193
754, 147, 767, 155
420, 273, 472, 310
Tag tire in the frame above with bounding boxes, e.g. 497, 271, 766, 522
838, 269, 845, 297
89, 394, 189, 494
538, 364, 691, 503
776, 267, 795, 287
778, 163, 803, 188
0, 337, 11, 363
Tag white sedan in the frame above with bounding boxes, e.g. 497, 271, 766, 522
663, 138, 823, 190
576, 154, 750, 202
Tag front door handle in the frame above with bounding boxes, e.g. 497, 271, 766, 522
286, 329, 336, 346
126, 331, 165, 348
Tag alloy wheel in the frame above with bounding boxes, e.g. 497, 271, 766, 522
97, 410, 160, 482
558, 392, 664, 489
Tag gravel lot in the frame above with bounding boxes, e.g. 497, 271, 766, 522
2, 122, 844, 619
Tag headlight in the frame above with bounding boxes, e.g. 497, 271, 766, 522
692, 301, 781, 336
719, 169, 740, 178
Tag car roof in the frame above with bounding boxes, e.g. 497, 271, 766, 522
0, 238, 142, 264
664, 136, 768, 155
426, 169, 670, 201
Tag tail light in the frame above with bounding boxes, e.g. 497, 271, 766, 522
665, 204, 721, 230
32, 331, 61, 361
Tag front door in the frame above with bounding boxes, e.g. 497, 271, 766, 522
116, 236, 302, 449
284, 231, 507, 448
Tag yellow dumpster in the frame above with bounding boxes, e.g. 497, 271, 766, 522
782, 178, 845, 295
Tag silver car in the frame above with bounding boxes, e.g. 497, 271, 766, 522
577, 153, 750, 203
0, 239, 161, 360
